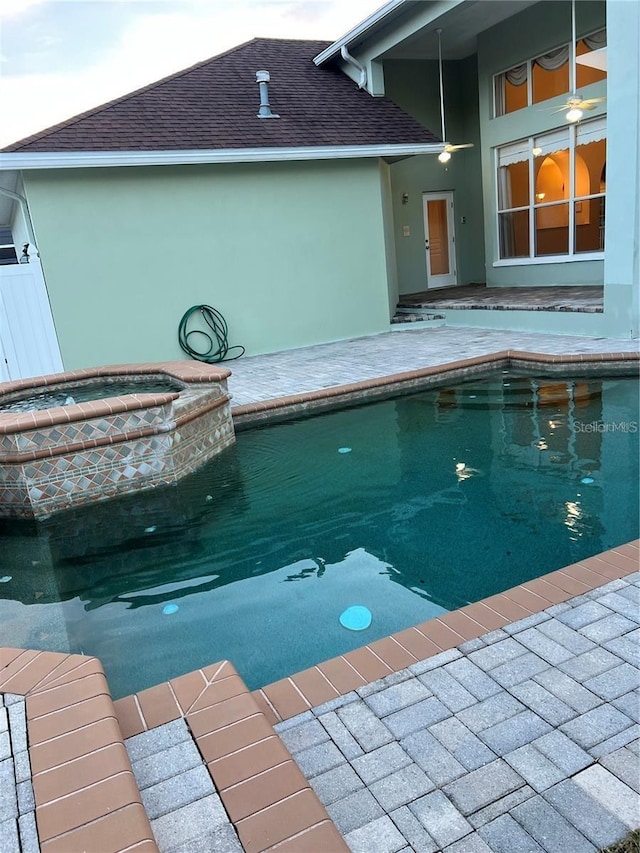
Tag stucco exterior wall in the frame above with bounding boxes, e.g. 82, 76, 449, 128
384, 56, 485, 294
601, 0, 639, 338
24, 159, 392, 370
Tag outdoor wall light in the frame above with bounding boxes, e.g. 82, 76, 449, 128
438, 150, 451, 163
532, 147, 542, 156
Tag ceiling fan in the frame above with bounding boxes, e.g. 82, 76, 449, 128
553, 95, 605, 122
555, 0, 606, 122
436, 28, 473, 163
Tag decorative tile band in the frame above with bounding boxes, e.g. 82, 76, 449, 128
0, 393, 230, 462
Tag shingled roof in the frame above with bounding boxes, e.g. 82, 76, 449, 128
3, 38, 439, 153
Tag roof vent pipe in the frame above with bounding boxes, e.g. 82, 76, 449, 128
256, 70, 280, 119
340, 46, 367, 89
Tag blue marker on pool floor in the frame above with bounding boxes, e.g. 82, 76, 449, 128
339, 605, 372, 631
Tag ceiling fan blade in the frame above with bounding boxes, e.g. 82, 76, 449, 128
446, 143, 474, 152
580, 97, 606, 107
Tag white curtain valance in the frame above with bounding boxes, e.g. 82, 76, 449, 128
534, 128, 569, 157
497, 139, 530, 167
505, 64, 528, 86
577, 117, 607, 146
534, 46, 569, 71
583, 29, 606, 50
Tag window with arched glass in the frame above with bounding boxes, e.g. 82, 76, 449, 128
496, 118, 606, 260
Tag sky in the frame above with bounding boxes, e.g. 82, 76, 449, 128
0, 0, 381, 147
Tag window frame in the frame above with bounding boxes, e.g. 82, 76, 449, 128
492, 27, 606, 119
493, 118, 606, 266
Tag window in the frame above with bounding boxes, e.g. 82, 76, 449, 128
494, 29, 606, 117
496, 118, 606, 261
0, 227, 18, 266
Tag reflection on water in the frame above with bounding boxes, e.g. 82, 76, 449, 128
0, 373, 637, 696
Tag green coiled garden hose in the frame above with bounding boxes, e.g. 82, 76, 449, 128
178, 305, 245, 363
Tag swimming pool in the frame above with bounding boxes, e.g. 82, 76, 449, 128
0, 371, 637, 697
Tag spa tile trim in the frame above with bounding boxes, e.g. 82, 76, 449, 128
0, 393, 230, 451
0, 650, 157, 853
113, 662, 349, 853
253, 539, 639, 722
0, 393, 178, 436
231, 350, 639, 426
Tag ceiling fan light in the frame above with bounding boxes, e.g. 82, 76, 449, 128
566, 106, 583, 123
438, 150, 452, 163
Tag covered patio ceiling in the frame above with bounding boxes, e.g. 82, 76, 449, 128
378, 0, 543, 60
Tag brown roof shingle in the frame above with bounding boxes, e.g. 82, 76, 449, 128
3, 38, 439, 153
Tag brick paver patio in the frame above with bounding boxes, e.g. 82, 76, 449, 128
275, 574, 640, 852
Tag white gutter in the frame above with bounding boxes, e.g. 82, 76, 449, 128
314, 0, 409, 66
340, 46, 368, 89
0, 142, 442, 171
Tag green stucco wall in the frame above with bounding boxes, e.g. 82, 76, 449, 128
477, 0, 607, 288
24, 159, 392, 370
384, 56, 486, 294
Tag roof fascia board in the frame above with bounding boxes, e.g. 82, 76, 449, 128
314, 0, 463, 67
0, 144, 443, 171
313, 0, 410, 66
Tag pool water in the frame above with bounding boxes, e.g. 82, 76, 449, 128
0, 373, 637, 697
0, 378, 182, 413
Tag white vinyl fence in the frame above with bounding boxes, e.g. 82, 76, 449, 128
0, 259, 63, 382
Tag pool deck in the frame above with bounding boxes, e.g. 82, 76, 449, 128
1, 325, 639, 852
225, 326, 638, 411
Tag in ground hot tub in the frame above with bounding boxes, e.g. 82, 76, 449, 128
0, 361, 234, 519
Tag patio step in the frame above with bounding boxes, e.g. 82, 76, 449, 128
391, 310, 446, 327
398, 283, 604, 313
0, 648, 158, 853
1, 647, 348, 853
114, 661, 349, 853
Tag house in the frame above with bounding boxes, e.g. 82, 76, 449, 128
0, 0, 638, 380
